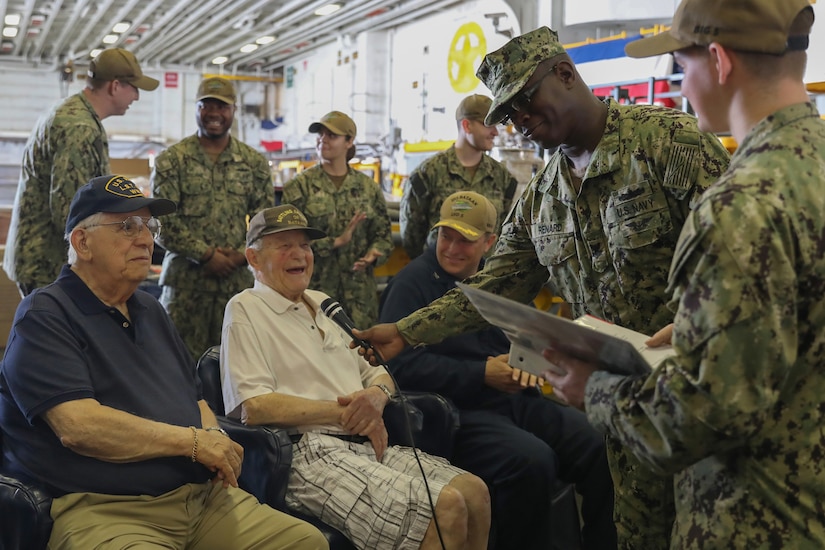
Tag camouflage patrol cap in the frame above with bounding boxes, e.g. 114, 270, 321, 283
432, 191, 497, 241
247, 205, 326, 246
66, 175, 176, 233
476, 27, 567, 126
308, 111, 357, 138
625, 0, 813, 58
196, 77, 236, 105
87, 48, 159, 91
456, 94, 493, 123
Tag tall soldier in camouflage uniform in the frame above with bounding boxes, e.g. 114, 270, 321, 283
400, 94, 519, 259
543, 1, 825, 548
151, 77, 273, 360
357, 27, 731, 549
3, 48, 158, 296
282, 111, 393, 329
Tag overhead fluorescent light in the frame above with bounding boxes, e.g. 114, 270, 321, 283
256, 35, 275, 45
102, 34, 118, 44
2, 27, 18, 38
212, 56, 228, 65
239, 43, 258, 53
4, 14, 20, 26
314, 3, 342, 16
90, 49, 103, 58
112, 22, 131, 33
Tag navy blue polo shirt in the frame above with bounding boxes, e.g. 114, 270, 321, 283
0, 266, 210, 497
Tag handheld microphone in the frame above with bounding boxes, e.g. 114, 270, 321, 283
320, 298, 373, 352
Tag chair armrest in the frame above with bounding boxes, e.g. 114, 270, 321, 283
217, 417, 293, 511
0, 472, 53, 550
384, 391, 460, 459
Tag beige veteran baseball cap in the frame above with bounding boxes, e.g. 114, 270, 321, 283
87, 48, 159, 91
476, 27, 567, 126
456, 94, 493, 123
625, 0, 813, 58
308, 111, 357, 138
196, 77, 237, 105
246, 205, 326, 246
432, 191, 497, 242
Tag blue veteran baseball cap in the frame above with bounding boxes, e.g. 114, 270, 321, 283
66, 175, 176, 233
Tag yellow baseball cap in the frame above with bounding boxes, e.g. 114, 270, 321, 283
432, 191, 497, 241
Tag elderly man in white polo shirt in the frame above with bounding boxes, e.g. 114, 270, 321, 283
219, 204, 491, 550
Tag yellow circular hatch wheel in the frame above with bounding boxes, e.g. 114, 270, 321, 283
447, 22, 487, 94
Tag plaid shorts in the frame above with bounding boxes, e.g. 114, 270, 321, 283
285, 432, 467, 549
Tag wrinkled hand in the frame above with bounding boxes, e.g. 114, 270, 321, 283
353, 249, 383, 272
203, 249, 237, 278
540, 349, 598, 411
351, 324, 408, 365
335, 212, 367, 248
338, 388, 389, 460
195, 429, 244, 488
646, 323, 674, 348
484, 354, 540, 393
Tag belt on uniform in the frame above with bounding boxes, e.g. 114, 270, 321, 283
289, 432, 369, 444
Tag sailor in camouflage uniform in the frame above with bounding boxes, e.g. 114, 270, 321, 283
543, 1, 825, 548
282, 111, 393, 329
357, 27, 731, 549
400, 94, 519, 258
151, 77, 273, 360
3, 49, 158, 296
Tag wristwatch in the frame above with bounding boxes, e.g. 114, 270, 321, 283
372, 383, 395, 401
205, 426, 229, 437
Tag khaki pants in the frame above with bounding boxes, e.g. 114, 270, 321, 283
48, 482, 328, 550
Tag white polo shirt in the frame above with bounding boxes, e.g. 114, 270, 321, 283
220, 282, 387, 433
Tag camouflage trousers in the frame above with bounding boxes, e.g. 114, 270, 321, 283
160, 285, 232, 362
607, 436, 675, 550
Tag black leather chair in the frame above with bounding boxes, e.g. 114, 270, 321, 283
0, 428, 53, 550
196, 345, 462, 550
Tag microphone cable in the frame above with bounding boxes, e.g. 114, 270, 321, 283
321, 299, 447, 550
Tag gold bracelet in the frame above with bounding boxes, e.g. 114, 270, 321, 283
189, 426, 199, 462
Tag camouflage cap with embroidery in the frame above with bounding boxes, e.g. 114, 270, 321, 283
476, 26, 567, 126
66, 175, 176, 233
308, 111, 357, 138
87, 48, 159, 91
196, 77, 236, 105
432, 191, 497, 241
625, 0, 813, 58
246, 205, 327, 246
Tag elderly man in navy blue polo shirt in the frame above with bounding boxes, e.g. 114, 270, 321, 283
0, 174, 326, 550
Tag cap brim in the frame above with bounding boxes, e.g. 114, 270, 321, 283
197, 94, 235, 105
432, 220, 483, 241
624, 32, 692, 58
108, 196, 177, 217
484, 72, 534, 126
308, 121, 348, 136
132, 75, 160, 91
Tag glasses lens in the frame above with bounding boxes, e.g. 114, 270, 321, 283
120, 216, 161, 238
147, 217, 161, 238
122, 217, 141, 237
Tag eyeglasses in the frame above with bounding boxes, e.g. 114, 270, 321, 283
85, 216, 162, 239
504, 64, 558, 122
